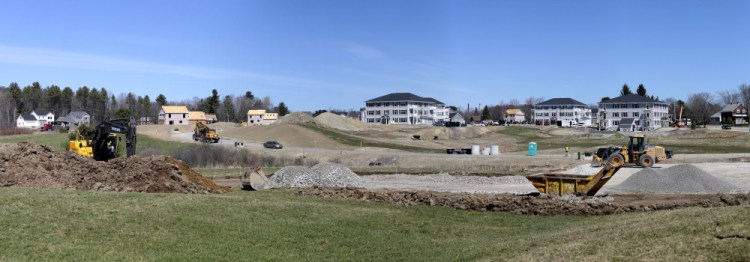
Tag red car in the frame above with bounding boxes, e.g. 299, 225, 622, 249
40, 124, 53, 131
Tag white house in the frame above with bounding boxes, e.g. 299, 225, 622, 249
65, 111, 90, 125
362, 92, 449, 125
532, 98, 592, 127
31, 110, 55, 125
247, 110, 278, 125
504, 108, 525, 123
16, 114, 40, 128
158, 106, 190, 125
598, 94, 669, 131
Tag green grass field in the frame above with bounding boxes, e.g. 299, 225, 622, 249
0, 188, 747, 261
0, 132, 190, 155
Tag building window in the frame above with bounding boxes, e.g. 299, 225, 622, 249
613, 112, 619, 117
622, 112, 628, 117
633, 112, 639, 117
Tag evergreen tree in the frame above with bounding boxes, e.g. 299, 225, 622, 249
156, 94, 167, 106
601, 96, 611, 102
620, 84, 632, 96
278, 102, 289, 116
637, 84, 647, 96
481, 105, 490, 120
208, 89, 220, 114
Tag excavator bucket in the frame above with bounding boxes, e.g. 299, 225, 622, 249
241, 167, 271, 190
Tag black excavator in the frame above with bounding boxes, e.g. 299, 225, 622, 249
69, 117, 137, 161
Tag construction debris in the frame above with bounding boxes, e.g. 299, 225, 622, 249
611, 164, 739, 194
0, 142, 229, 194
268, 162, 364, 188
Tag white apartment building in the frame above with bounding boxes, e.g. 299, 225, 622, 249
598, 94, 669, 131
532, 98, 592, 127
362, 93, 449, 125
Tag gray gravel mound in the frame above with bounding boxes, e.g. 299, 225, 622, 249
424, 173, 530, 184
611, 164, 739, 194
269, 163, 364, 188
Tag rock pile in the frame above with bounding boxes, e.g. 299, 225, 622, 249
269, 162, 364, 188
611, 164, 739, 194
0, 142, 228, 194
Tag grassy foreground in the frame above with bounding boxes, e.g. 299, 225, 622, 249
0, 188, 748, 261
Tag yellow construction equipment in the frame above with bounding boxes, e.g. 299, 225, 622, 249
591, 134, 667, 168
69, 117, 137, 161
193, 122, 220, 143
527, 156, 623, 196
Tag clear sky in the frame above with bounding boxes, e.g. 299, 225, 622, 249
1, 0, 748, 111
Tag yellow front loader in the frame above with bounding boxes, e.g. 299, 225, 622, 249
591, 134, 667, 168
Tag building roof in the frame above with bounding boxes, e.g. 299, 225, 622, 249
161, 105, 189, 113
599, 94, 665, 104
188, 111, 206, 120
619, 118, 635, 125
711, 111, 722, 118
67, 111, 89, 119
205, 114, 217, 120
19, 114, 37, 121
247, 109, 266, 115
506, 108, 523, 115
56, 116, 74, 123
721, 103, 743, 113
536, 98, 586, 106
366, 92, 444, 104
32, 110, 52, 116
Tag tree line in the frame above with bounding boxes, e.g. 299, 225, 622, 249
0, 82, 290, 127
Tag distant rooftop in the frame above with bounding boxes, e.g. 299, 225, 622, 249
366, 92, 444, 104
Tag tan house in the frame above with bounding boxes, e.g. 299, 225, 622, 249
158, 105, 190, 125
205, 114, 218, 123
505, 108, 525, 123
188, 111, 207, 126
247, 109, 278, 125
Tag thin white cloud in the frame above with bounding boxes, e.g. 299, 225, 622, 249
344, 42, 384, 59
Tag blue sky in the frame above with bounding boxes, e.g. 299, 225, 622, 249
1, 0, 748, 111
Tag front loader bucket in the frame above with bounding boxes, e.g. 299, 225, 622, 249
241, 167, 271, 190
590, 158, 602, 167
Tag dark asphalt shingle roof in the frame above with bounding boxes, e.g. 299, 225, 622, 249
32, 110, 52, 116
536, 98, 586, 106
367, 93, 444, 104
20, 114, 37, 121
619, 118, 635, 125
599, 94, 665, 104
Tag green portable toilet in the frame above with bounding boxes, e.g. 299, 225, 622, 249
528, 142, 537, 156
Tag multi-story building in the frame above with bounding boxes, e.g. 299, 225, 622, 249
361, 93, 449, 125
531, 98, 592, 127
247, 110, 278, 125
598, 94, 669, 131
158, 105, 190, 125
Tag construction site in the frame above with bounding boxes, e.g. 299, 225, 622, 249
1, 112, 749, 260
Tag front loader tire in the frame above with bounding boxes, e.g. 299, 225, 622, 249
638, 154, 654, 168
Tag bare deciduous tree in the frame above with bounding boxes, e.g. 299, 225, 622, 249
686, 92, 720, 128
717, 89, 741, 105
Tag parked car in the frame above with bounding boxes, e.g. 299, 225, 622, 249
40, 124, 53, 131
721, 124, 732, 130
263, 141, 283, 149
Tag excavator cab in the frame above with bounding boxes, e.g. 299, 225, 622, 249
69, 117, 137, 161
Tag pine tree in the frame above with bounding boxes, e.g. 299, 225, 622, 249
637, 84, 647, 96
620, 84, 632, 96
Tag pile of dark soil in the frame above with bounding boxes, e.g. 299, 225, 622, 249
0, 142, 229, 194
295, 187, 750, 216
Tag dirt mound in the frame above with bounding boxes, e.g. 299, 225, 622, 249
611, 164, 739, 194
275, 112, 313, 125
269, 163, 364, 188
296, 187, 750, 216
0, 142, 229, 194
313, 112, 366, 131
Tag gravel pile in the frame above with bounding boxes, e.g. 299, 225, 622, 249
568, 164, 602, 175
611, 164, 739, 194
269, 163, 364, 188
274, 112, 313, 125
313, 112, 366, 131
424, 173, 530, 184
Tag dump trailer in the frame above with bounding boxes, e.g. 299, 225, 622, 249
526, 157, 623, 196
591, 134, 667, 168
193, 122, 220, 143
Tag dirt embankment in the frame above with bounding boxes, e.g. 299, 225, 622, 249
295, 187, 750, 216
0, 142, 229, 194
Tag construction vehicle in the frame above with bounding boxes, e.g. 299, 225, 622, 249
591, 134, 667, 168
193, 122, 220, 143
527, 155, 623, 196
69, 117, 137, 161
241, 167, 271, 190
